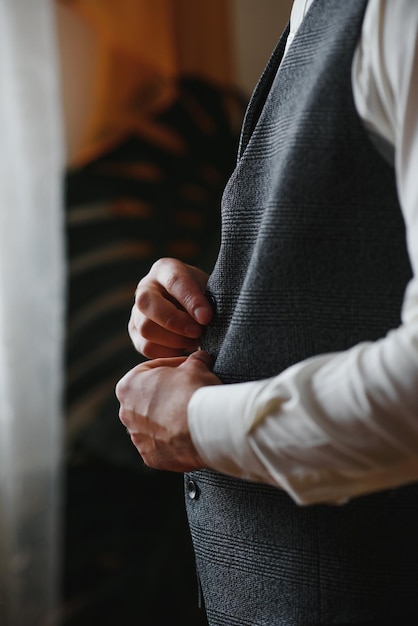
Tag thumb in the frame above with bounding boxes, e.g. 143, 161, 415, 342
182, 350, 213, 371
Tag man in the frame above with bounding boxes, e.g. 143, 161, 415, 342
116, 0, 418, 623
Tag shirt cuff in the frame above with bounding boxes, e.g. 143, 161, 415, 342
188, 380, 273, 483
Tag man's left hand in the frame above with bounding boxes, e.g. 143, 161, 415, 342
115, 350, 221, 472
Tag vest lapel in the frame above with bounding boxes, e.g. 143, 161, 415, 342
238, 22, 290, 159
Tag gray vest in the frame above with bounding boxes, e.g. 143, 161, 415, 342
186, 1, 417, 624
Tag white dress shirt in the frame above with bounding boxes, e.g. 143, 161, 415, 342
188, 0, 418, 505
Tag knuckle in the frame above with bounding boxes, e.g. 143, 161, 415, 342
161, 259, 189, 288
118, 405, 128, 425
152, 256, 177, 272
150, 258, 166, 273
135, 287, 152, 314
128, 314, 137, 339
138, 316, 154, 339
134, 339, 148, 358
163, 312, 178, 332
140, 340, 156, 359
165, 270, 183, 294
115, 376, 129, 400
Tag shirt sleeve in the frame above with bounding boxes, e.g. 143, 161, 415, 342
188, 0, 418, 505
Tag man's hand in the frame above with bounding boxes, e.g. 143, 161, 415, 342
129, 258, 213, 359
115, 350, 221, 472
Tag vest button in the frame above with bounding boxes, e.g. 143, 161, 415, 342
204, 290, 217, 315
187, 479, 199, 500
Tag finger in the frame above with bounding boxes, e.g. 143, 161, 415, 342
147, 259, 213, 325
139, 342, 199, 360
135, 284, 204, 339
129, 316, 200, 359
134, 312, 203, 346
136, 356, 188, 370
181, 350, 214, 371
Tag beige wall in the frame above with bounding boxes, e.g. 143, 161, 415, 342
56, 0, 294, 161
55, 3, 97, 163
230, 0, 293, 95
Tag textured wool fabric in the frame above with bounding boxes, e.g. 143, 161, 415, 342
186, 0, 418, 624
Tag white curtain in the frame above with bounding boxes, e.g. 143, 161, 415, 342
0, 1, 65, 624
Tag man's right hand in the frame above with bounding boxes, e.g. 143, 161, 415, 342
129, 258, 213, 359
